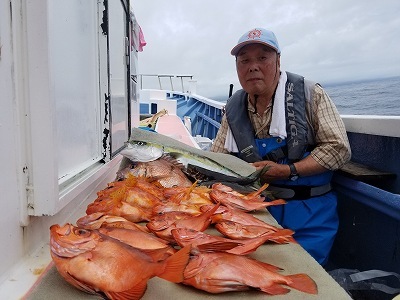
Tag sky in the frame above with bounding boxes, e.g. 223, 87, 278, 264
132, 0, 400, 99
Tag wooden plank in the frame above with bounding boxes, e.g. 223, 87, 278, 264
338, 161, 396, 182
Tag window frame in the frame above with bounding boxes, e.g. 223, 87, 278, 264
22, 0, 131, 216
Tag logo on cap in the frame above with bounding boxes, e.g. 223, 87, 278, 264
247, 29, 262, 40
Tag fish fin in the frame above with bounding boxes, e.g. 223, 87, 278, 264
158, 245, 191, 283
141, 247, 176, 262
192, 203, 220, 231
227, 236, 272, 256
197, 241, 243, 252
105, 279, 148, 300
63, 271, 98, 295
261, 228, 295, 244
210, 214, 221, 224
160, 154, 186, 169
285, 274, 318, 294
253, 260, 283, 272
265, 199, 287, 206
178, 203, 220, 231
259, 284, 290, 295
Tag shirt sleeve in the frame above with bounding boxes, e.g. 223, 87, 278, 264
309, 84, 351, 170
210, 115, 230, 153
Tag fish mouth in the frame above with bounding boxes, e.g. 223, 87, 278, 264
120, 141, 164, 162
50, 224, 97, 258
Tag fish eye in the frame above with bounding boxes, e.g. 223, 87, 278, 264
134, 141, 147, 146
74, 228, 91, 236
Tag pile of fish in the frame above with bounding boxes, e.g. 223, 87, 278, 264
50, 140, 318, 299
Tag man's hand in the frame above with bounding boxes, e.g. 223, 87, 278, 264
252, 160, 290, 182
252, 155, 328, 183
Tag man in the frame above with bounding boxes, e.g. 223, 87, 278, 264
211, 28, 351, 265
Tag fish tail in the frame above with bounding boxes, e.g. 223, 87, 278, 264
158, 245, 191, 283
210, 213, 223, 223
197, 241, 243, 252
246, 183, 269, 199
191, 203, 220, 231
265, 199, 287, 207
261, 228, 295, 244
286, 274, 318, 295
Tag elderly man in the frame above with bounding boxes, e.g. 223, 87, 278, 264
211, 28, 351, 265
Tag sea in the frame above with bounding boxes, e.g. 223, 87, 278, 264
324, 76, 400, 116
212, 76, 400, 116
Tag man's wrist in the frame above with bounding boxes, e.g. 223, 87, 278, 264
288, 163, 299, 181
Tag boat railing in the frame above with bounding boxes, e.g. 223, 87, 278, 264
138, 74, 194, 93
138, 74, 225, 141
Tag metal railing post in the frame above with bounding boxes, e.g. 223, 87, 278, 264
158, 76, 162, 90
169, 76, 174, 91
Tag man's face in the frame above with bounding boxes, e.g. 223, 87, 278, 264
236, 44, 280, 96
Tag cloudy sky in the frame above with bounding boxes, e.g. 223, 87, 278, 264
132, 0, 400, 99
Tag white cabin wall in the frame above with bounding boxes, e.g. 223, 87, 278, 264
0, 0, 127, 296
0, 0, 30, 278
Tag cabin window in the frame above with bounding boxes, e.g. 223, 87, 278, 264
51, 0, 104, 184
23, 0, 132, 217
109, 0, 131, 155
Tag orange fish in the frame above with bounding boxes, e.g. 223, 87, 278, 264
210, 189, 286, 212
183, 251, 317, 295
212, 182, 269, 202
97, 180, 162, 213
124, 185, 164, 209
163, 183, 212, 205
172, 228, 290, 255
152, 202, 203, 215
215, 220, 295, 243
96, 180, 126, 198
86, 186, 153, 222
146, 203, 220, 242
98, 175, 165, 202
171, 228, 293, 255
97, 227, 176, 261
77, 212, 149, 232
128, 158, 193, 188
171, 228, 242, 252
124, 174, 165, 201
50, 223, 190, 300
154, 183, 212, 215
210, 205, 281, 231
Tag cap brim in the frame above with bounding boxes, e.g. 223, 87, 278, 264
231, 40, 279, 56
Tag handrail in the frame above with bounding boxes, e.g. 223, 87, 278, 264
195, 111, 221, 129
138, 74, 193, 92
333, 174, 400, 221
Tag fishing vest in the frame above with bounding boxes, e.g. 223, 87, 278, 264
225, 72, 315, 163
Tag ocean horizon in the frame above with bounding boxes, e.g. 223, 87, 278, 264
210, 76, 400, 116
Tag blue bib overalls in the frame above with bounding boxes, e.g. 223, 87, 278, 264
256, 137, 338, 265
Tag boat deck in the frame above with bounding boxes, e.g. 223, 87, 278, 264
155, 114, 199, 148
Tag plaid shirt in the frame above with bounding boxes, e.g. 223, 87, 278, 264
210, 84, 351, 171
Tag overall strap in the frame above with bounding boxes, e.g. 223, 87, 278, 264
225, 90, 261, 162
285, 72, 308, 161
